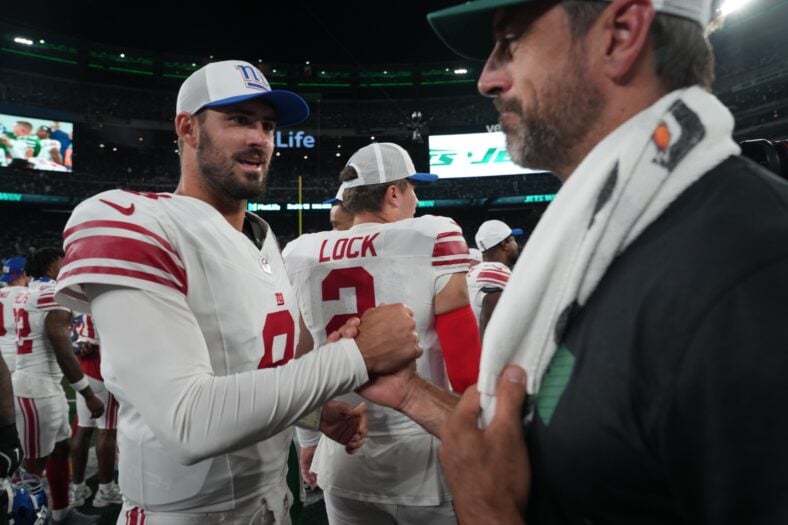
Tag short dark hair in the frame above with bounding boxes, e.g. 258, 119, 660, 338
338, 166, 409, 215
560, 0, 715, 91
25, 247, 65, 279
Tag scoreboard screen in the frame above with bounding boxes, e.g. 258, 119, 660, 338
428, 131, 546, 179
1, 113, 74, 173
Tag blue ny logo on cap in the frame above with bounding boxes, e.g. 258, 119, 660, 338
235, 65, 267, 91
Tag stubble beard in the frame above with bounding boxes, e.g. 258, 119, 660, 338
497, 48, 603, 177
196, 128, 269, 200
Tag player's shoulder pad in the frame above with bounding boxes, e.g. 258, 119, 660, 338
410, 214, 464, 240
69, 189, 169, 225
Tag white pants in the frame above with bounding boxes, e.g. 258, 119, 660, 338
15, 394, 70, 459
324, 493, 457, 525
117, 491, 293, 525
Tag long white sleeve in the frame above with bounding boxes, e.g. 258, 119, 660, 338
87, 284, 368, 466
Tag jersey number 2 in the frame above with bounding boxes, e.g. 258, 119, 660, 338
14, 308, 32, 354
322, 267, 376, 335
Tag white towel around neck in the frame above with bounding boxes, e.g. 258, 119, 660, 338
478, 87, 740, 426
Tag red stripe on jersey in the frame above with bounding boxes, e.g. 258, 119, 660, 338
437, 231, 463, 239
432, 240, 469, 258
477, 270, 510, 283
37, 297, 59, 308
64, 219, 178, 257
432, 258, 471, 267
65, 235, 186, 291
59, 265, 187, 295
477, 280, 507, 289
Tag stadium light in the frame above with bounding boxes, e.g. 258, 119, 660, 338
120, 53, 125, 58
721, 0, 755, 15
13, 37, 33, 46
39, 39, 45, 44
453, 68, 468, 75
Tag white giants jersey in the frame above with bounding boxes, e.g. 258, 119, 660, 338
467, 261, 512, 322
55, 190, 300, 513
12, 280, 70, 398
285, 215, 469, 433
285, 215, 469, 504
0, 285, 27, 373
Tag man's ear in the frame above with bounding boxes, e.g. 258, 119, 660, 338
598, 0, 656, 84
385, 183, 400, 207
175, 112, 199, 150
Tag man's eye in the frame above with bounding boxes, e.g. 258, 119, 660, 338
262, 122, 276, 132
503, 32, 521, 53
231, 115, 248, 124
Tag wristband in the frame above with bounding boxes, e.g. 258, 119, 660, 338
70, 376, 90, 393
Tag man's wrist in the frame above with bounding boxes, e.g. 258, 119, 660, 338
399, 376, 459, 439
70, 375, 89, 393
399, 375, 431, 415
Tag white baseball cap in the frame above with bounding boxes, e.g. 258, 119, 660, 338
342, 143, 439, 189
176, 60, 310, 127
428, 0, 713, 61
475, 219, 523, 252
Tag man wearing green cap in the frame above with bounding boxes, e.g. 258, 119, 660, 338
360, 0, 788, 523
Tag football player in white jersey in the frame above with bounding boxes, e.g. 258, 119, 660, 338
54, 60, 422, 525
35, 126, 63, 165
69, 314, 122, 509
284, 142, 483, 525
13, 247, 103, 525
0, 257, 29, 373
467, 220, 522, 337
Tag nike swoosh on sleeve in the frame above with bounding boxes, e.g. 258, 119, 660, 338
99, 198, 135, 215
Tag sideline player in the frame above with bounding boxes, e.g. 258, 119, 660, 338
284, 142, 481, 524
54, 60, 422, 524
467, 220, 521, 337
